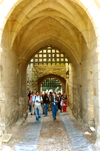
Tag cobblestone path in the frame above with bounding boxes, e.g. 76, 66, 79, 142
36, 112, 75, 151
2, 108, 95, 151
6, 114, 43, 151
60, 112, 94, 151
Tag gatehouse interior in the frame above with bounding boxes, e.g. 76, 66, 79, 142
1, 0, 100, 149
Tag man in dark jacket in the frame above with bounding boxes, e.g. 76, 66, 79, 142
58, 92, 62, 112
43, 93, 49, 116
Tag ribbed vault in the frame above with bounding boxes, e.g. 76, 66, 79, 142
2, 0, 95, 65
1, 1, 100, 146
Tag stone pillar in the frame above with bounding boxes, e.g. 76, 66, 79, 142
66, 63, 69, 105
62, 84, 65, 94
0, 47, 2, 149
78, 63, 82, 119
69, 63, 73, 110
18, 62, 27, 118
87, 69, 94, 126
1, 99, 5, 133
93, 53, 100, 151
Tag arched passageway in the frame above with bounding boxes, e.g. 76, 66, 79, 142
0, 0, 100, 149
38, 74, 66, 93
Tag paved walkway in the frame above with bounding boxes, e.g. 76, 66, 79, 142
2, 108, 96, 151
61, 112, 93, 151
36, 112, 75, 151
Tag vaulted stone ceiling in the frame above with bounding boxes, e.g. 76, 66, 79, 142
3, 0, 94, 65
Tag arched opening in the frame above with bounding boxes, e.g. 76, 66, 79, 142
41, 78, 62, 92
38, 74, 66, 93
0, 0, 100, 149
26, 45, 67, 95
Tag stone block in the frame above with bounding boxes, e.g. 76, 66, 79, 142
2, 134, 12, 143
87, 3, 100, 19
22, 0, 42, 15
92, 13, 100, 29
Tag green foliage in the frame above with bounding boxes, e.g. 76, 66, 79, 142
41, 78, 61, 92
42, 87, 61, 92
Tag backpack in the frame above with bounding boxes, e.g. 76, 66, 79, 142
34, 95, 42, 105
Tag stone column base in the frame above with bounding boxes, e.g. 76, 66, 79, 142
93, 139, 100, 151
0, 137, 2, 150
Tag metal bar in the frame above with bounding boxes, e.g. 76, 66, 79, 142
27, 45, 71, 65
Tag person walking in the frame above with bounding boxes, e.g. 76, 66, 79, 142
62, 93, 67, 112
51, 92, 59, 120
32, 92, 36, 115
58, 92, 62, 112
40, 92, 44, 114
49, 92, 53, 111
28, 90, 32, 112
29, 91, 35, 115
30, 92, 35, 115
32, 91, 43, 121
43, 93, 49, 116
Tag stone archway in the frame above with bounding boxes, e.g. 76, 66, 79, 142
0, 0, 100, 149
0, 0, 100, 47
38, 74, 66, 93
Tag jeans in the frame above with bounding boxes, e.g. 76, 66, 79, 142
31, 103, 35, 114
52, 105, 58, 119
44, 104, 48, 116
35, 107, 41, 121
31, 102, 33, 114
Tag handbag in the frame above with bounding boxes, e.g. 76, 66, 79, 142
62, 102, 68, 107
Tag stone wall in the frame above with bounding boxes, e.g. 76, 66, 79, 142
27, 64, 66, 93
68, 64, 73, 110
0, 26, 28, 134
0, 0, 100, 149
68, 32, 98, 128
71, 64, 82, 120
81, 36, 98, 127
1, 49, 19, 132
27, 64, 38, 93
34, 64, 66, 80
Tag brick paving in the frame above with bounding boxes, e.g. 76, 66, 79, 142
1, 108, 96, 151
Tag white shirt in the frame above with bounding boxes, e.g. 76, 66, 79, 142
32, 95, 35, 101
33, 95, 43, 106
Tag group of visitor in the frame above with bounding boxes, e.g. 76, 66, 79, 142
28, 90, 67, 121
